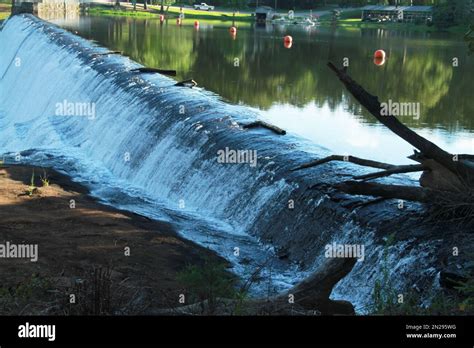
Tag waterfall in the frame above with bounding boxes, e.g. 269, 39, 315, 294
0, 14, 441, 312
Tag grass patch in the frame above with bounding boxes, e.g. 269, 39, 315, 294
40, 169, 50, 187
25, 170, 39, 196
0, 2, 11, 20
319, 17, 468, 33
338, 9, 362, 20
0, 275, 51, 314
161, 6, 252, 21
317, 8, 468, 33
179, 18, 252, 28
89, 7, 157, 18
88, 5, 253, 22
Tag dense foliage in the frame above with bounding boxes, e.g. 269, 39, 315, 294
433, 0, 474, 28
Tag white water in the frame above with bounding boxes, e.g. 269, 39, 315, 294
0, 15, 443, 312
0, 14, 320, 297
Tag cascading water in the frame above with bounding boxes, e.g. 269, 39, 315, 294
0, 14, 444, 312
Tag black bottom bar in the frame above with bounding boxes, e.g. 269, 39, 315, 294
0, 316, 473, 346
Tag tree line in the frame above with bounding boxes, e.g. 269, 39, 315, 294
170, 0, 471, 10
127, 0, 473, 29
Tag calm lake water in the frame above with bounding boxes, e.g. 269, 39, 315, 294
51, 15, 474, 164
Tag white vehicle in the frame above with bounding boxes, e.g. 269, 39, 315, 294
193, 3, 215, 11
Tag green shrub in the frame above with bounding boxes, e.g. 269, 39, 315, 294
177, 258, 242, 313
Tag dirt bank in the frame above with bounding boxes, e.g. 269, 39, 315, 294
0, 164, 228, 315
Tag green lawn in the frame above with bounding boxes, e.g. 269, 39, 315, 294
333, 18, 468, 33
0, 3, 10, 20
317, 10, 468, 34
89, 5, 253, 22
162, 6, 252, 21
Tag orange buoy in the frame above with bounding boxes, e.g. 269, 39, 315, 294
160, 15, 165, 22
194, 20, 199, 28
229, 26, 237, 34
284, 40, 292, 49
374, 49, 386, 60
284, 35, 293, 44
374, 56, 386, 66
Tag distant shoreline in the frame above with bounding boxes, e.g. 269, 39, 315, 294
86, 5, 468, 34
88, 4, 254, 22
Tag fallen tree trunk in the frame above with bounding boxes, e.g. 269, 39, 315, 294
327, 62, 474, 189
149, 257, 356, 315
273, 256, 356, 315
290, 64, 474, 208
336, 181, 435, 203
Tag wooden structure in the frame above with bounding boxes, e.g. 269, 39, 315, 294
361, 5, 433, 24
255, 6, 274, 23
12, 0, 84, 15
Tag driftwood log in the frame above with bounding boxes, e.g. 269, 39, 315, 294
149, 257, 356, 316
130, 67, 177, 76
91, 51, 123, 57
242, 120, 287, 135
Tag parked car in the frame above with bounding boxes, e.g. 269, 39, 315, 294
194, 3, 215, 11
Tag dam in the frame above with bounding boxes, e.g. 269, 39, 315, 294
0, 13, 470, 313
11, 0, 83, 16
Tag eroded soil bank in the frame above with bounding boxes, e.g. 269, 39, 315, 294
0, 164, 230, 315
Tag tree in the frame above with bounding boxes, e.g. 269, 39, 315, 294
433, 0, 473, 28
293, 62, 474, 224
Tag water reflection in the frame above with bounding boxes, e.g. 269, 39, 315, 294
50, 15, 474, 163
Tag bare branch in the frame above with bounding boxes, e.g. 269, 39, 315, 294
353, 164, 426, 181
292, 155, 396, 172
327, 62, 474, 187
130, 67, 177, 76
